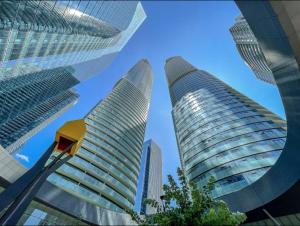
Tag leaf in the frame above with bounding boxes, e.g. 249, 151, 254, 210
127, 168, 247, 226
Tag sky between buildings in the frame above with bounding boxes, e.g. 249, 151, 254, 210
16, 1, 285, 184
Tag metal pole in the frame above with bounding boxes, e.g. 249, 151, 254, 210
0, 142, 57, 211
0, 143, 74, 226
263, 208, 281, 226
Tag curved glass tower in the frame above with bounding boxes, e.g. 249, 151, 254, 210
230, 15, 275, 84
48, 59, 153, 212
165, 56, 286, 198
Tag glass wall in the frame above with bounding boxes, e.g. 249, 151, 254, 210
230, 16, 275, 84
0, 1, 146, 81
48, 60, 152, 212
166, 57, 287, 198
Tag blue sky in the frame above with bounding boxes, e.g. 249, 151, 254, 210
16, 1, 285, 184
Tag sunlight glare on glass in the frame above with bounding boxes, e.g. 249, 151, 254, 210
67, 8, 83, 17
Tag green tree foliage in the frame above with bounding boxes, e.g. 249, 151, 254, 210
127, 168, 246, 226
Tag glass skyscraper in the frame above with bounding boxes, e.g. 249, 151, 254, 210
230, 15, 275, 84
0, 67, 79, 153
165, 56, 286, 198
136, 139, 162, 215
47, 59, 153, 213
0, 1, 146, 154
1, 90, 78, 154
0, 1, 146, 80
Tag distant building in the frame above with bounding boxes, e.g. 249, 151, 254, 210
137, 139, 162, 215
48, 59, 153, 213
0, 1, 146, 154
230, 15, 275, 84
165, 56, 286, 198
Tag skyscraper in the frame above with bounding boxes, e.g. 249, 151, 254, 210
0, 67, 79, 153
47, 59, 153, 213
136, 139, 162, 215
0, 1, 146, 80
230, 15, 275, 84
0, 1, 146, 154
165, 56, 286, 198
0, 90, 78, 154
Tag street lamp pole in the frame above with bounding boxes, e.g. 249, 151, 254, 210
0, 119, 86, 226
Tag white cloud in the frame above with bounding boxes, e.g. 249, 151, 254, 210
15, 153, 29, 162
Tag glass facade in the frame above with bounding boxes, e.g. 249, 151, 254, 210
0, 67, 78, 126
0, 67, 79, 153
17, 200, 88, 226
0, 1, 146, 154
165, 56, 287, 198
230, 15, 275, 84
0, 89, 78, 153
0, 1, 146, 81
137, 139, 162, 215
48, 60, 153, 213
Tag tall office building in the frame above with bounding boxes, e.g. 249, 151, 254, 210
136, 139, 162, 215
47, 59, 153, 213
0, 1, 146, 154
230, 15, 275, 84
0, 67, 79, 153
0, 90, 78, 154
165, 56, 286, 198
0, 1, 146, 81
